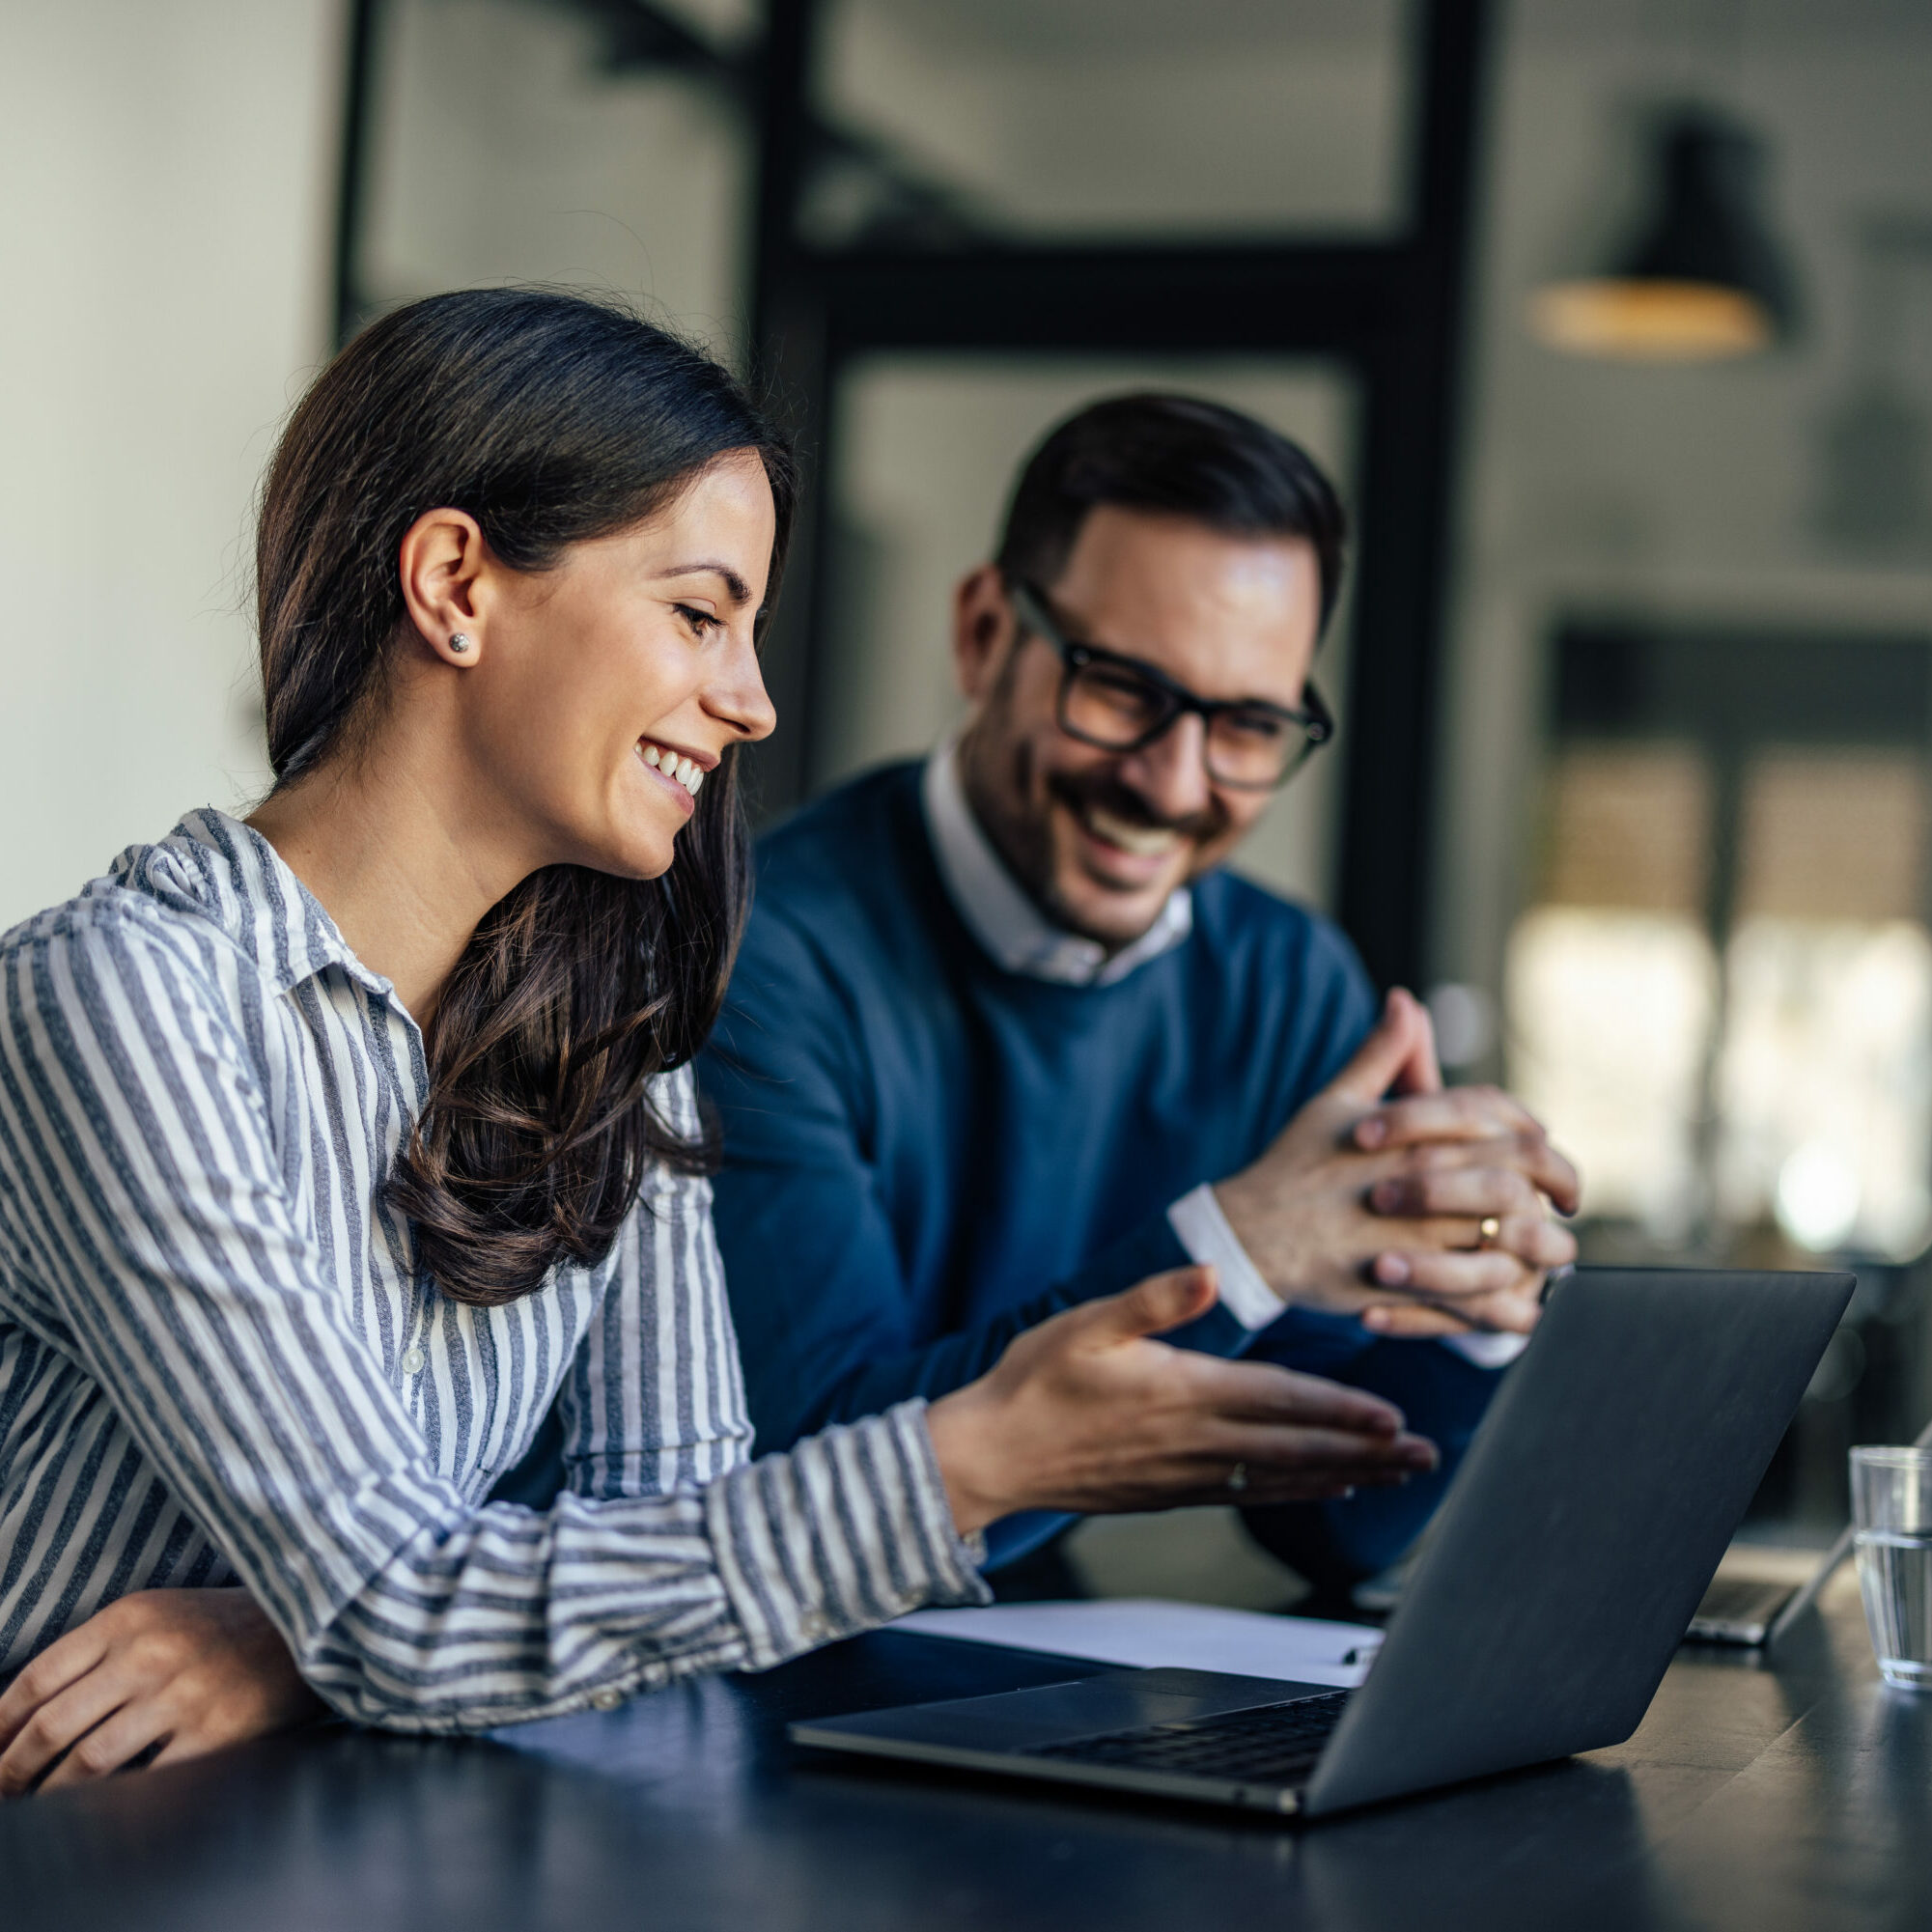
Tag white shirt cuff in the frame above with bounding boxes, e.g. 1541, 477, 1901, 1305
1166, 1185, 1284, 1330
1440, 1330, 1530, 1368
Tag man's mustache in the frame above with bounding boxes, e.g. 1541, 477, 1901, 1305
1046, 769, 1228, 847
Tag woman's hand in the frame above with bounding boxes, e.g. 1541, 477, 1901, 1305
925, 1266, 1440, 1536
0, 1588, 323, 1797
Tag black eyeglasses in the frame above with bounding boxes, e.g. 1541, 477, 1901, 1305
1007, 579, 1334, 792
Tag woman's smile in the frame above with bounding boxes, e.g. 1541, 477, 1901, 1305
636, 735, 714, 818
637, 736, 711, 797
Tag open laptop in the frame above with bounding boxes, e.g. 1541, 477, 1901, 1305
792, 1267, 1852, 1819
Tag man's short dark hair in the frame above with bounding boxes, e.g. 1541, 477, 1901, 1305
994, 392, 1347, 630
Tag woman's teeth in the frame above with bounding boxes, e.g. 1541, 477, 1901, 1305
641, 742, 704, 795
1084, 804, 1181, 857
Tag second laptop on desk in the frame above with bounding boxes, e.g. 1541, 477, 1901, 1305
793, 1266, 1851, 1819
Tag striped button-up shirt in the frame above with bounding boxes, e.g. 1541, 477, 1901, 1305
0, 810, 986, 1729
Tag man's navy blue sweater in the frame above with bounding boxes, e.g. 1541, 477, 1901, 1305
700, 762, 1501, 1573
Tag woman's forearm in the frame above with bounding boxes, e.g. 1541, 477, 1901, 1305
6, 1401, 985, 1760
294, 1402, 984, 1732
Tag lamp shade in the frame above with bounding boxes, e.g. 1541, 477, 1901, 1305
1531, 110, 1799, 361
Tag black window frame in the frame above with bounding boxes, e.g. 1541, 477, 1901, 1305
331, 0, 1496, 990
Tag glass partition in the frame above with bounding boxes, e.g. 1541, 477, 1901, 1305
1500, 623, 1932, 1534
801, 0, 1415, 249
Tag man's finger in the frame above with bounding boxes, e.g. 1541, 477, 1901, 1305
1075, 1267, 1218, 1347
1360, 1218, 1575, 1275
1355, 1085, 1538, 1149
1358, 1104, 1582, 1216
1367, 1165, 1544, 1222
1322, 989, 1439, 1106
1361, 1301, 1517, 1341
1387, 989, 1443, 1098
1493, 1132, 1581, 1216
1366, 1206, 1576, 1275
1359, 1089, 1583, 1205
1371, 1246, 1535, 1301
1411, 1133, 1579, 1219
1379, 1246, 1563, 1300
1494, 1218, 1576, 1271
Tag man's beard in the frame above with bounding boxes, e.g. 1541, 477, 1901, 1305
960, 713, 1231, 946
1028, 763, 1229, 943
1044, 766, 1227, 854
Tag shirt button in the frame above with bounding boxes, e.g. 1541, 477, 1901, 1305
400, 1348, 426, 1375
591, 1689, 624, 1712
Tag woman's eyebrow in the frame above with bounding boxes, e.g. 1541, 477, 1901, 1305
658, 561, 752, 605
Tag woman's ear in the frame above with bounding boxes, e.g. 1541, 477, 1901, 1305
399, 508, 490, 667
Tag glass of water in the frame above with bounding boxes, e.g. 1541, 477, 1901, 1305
1852, 1446, 1932, 1690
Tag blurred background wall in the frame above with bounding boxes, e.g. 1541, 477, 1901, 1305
7, 0, 1932, 1562
0, 1, 341, 928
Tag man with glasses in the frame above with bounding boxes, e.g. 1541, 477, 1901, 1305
700, 394, 1577, 1594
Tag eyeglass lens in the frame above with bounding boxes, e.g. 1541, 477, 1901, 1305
1060, 658, 1313, 787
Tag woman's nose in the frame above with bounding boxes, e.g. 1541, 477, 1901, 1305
710, 633, 777, 743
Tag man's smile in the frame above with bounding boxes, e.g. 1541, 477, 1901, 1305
1080, 803, 1184, 858
1059, 793, 1193, 892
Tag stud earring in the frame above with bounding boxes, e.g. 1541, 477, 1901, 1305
448, 633, 473, 655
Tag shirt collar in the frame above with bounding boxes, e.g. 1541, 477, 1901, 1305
123, 807, 403, 1006
919, 739, 1192, 989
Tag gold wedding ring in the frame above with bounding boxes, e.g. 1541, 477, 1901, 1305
1476, 1216, 1502, 1248
1226, 1462, 1249, 1494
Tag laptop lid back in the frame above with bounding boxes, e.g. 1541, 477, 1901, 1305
1302, 1267, 1852, 1817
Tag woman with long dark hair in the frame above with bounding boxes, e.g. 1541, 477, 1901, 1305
0, 290, 1428, 1789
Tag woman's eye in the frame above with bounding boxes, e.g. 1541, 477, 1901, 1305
676, 603, 722, 636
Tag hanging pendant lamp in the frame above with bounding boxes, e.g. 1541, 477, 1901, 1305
1530, 108, 1799, 362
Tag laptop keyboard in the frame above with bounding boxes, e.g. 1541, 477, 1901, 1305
1020, 1691, 1352, 1785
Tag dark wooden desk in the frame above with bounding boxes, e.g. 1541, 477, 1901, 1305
9, 1573, 1930, 1932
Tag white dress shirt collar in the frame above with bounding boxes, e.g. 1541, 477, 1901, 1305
920, 737, 1192, 988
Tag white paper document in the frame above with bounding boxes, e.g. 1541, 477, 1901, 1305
893, 1598, 1382, 1689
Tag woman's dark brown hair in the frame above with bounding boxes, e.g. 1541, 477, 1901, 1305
256, 288, 795, 1306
